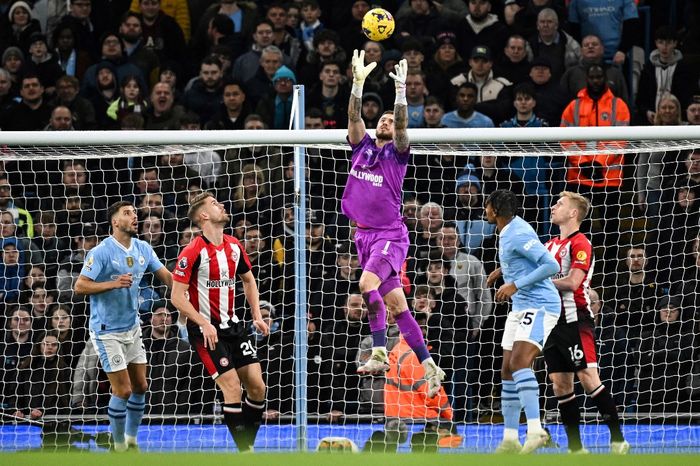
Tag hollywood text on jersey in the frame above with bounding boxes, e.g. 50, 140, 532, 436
206, 278, 235, 288
349, 167, 384, 187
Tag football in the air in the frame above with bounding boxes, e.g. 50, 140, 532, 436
362, 8, 395, 42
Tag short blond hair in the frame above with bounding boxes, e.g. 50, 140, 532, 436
187, 192, 215, 225
559, 191, 590, 222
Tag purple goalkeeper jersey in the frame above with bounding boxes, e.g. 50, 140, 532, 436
341, 133, 409, 229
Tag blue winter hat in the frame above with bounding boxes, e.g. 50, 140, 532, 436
1, 236, 19, 250
273, 65, 296, 84
456, 173, 481, 192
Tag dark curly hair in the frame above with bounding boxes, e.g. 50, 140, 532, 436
485, 189, 519, 218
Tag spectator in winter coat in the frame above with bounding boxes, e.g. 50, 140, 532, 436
80, 33, 147, 99
142, 305, 209, 414
527, 8, 580, 81
424, 31, 469, 110
206, 78, 251, 130
14, 330, 72, 419
138, 0, 187, 66
493, 34, 530, 85
0, 237, 25, 303
1, 1, 41, 54
455, 0, 509, 63
635, 26, 696, 125
244, 45, 283, 103
23, 33, 63, 95
636, 296, 696, 413
183, 56, 224, 126
560, 35, 629, 104
0, 306, 33, 412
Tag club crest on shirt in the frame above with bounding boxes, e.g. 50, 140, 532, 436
126, 256, 134, 267
139, 255, 145, 266
178, 257, 188, 269
231, 249, 239, 264
559, 248, 568, 258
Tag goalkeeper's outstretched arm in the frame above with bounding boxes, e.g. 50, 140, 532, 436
348, 49, 375, 145
389, 58, 409, 153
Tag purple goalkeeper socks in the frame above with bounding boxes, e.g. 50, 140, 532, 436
363, 290, 387, 347
395, 310, 431, 362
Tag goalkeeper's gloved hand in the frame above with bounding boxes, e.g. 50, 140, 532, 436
351, 49, 376, 97
389, 58, 408, 105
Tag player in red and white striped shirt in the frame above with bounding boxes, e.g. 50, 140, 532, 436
171, 192, 269, 452
543, 191, 628, 454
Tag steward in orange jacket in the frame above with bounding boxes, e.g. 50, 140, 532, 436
560, 64, 630, 188
384, 336, 452, 421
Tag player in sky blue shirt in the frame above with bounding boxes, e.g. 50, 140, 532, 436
81, 235, 164, 334
75, 201, 172, 452
496, 215, 561, 314
484, 190, 560, 454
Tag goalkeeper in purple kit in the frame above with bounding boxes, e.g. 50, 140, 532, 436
342, 49, 445, 397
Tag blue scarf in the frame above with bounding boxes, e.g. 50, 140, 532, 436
274, 95, 292, 129
57, 49, 77, 76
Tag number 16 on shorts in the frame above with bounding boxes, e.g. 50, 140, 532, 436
568, 344, 584, 363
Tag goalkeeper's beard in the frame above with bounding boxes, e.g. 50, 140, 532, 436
376, 127, 392, 141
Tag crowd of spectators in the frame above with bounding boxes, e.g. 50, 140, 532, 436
1, 0, 700, 425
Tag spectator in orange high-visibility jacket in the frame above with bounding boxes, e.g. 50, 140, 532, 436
384, 311, 452, 422
559, 63, 630, 262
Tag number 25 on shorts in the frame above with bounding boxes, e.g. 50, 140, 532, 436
520, 311, 534, 326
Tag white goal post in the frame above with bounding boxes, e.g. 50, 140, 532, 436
2, 125, 700, 146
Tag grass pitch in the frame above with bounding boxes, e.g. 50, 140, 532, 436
3, 452, 700, 466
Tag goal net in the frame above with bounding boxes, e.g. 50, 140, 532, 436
1, 126, 699, 453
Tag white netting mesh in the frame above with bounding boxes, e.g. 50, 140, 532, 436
1, 134, 699, 452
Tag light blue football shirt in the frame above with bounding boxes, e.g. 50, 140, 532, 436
498, 216, 560, 314
568, 0, 638, 61
80, 236, 164, 334
440, 110, 494, 128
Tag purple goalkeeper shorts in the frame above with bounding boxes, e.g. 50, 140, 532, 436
354, 222, 409, 297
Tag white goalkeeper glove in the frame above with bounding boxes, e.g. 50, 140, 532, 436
351, 49, 377, 98
389, 58, 408, 106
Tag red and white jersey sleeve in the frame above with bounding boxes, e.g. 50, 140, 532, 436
173, 235, 253, 327
544, 232, 594, 323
